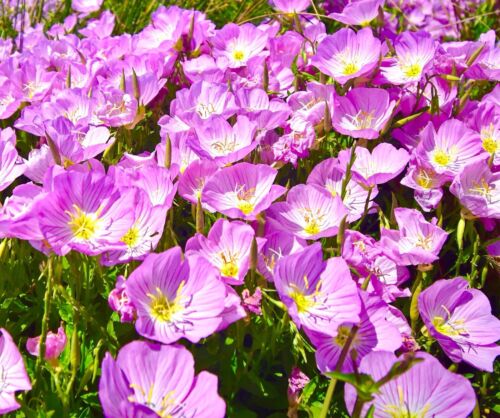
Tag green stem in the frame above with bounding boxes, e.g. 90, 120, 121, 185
340, 140, 357, 201
35, 256, 55, 382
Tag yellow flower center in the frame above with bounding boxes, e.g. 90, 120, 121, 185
237, 201, 255, 215
433, 149, 451, 166
403, 63, 422, 78
289, 290, 314, 313
68, 207, 100, 240
483, 137, 498, 154
129, 383, 177, 416
304, 220, 321, 236
416, 169, 434, 189
432, 314, 467, 337
149, 285, 184, 323
233, 50, 245, 61
122, 227, 140, 247
221, 262, 239, 278
343, 62, 359, 75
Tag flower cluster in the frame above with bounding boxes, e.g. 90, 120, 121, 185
0, 0, 498, 416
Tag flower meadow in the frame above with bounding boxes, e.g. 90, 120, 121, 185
0, 0, 499, 416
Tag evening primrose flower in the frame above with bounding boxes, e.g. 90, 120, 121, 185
400, 159, 448, 212
0, 128, 25, 192
212, 23, 268, 69
416, 119, 486, 178
274, 243, 361, 336
381, 31, 436, 84
37, 165, 135, 256
344, 351, 476, 418
99, 341, 225, 418
101, 194, 167, 266
108, 276, 136, 323
311, 27, 381, 84
257, 230, 307, 282
380, 208, 448, 266
186, 219, 257, 285
202, 162, 286, 220
309, 292, 402, 373
450, 160, 500, 219
271, 0, 311, 13
307, 157, 377, 222
349, 143, 410, 187
0, 329, 31, 414
178, 159, 219, 206
126, 247, 226, 344
466, 102, 500, 166
267, 184, 348, 240
192, 116, 258, 166
171, 81, 238, 127
419, 278, 500, 371
331, 88, 396, 140
26, 326, 67, 361
329, 0, 383, 26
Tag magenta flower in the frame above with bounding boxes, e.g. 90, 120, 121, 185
400, 159, 448, 211
26, 326, 67, 361
216, 285, 247, 331
178, 159, 219, 207
467, 102, 499, 165
312, 28, 381, 84
242, 287, 263, 315
267, 184, 348, 240
349, 143, 410, 186
307, 157, 377, 222
257, 230, 306, 282
235, 87, 291, 131
331, 88, 395, 140
101, 194, 166, 266
186, 219, 256, 285
125, 247, 226, 344
108, 276, 136, 323
0, 79, 21, 120
271, 0, 310, 13
274, 243, 360, 335
192, 116, 258, 166
449, 160, 500, 219
0, 128, 25, 192
416, 119, 487, 177
419, 277, 500, 371
0, 183, 46, 244
72, 0, 103, 14
212, 23, 268, 69
287, 367, 309, 406
172, 81, 238, 126
37, 166, 135, 256
0, 329, 31, 414
380, 208, 448, 266
329, 0, 383, 26
381, 31, 436, 84
344, 351, 475, 418
202, 163, 286, 220
309, 292, 402, 373
99, 341, 225, 418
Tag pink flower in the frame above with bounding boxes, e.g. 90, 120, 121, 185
312, 27, 381, 84
26, 326, 67, 360
202, 162, 286, 220
242, 287, 263, 315
331, 88, 396, 140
